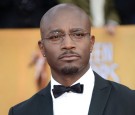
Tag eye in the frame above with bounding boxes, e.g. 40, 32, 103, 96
72, 32, 85, 39
48, 35, 60, 41
48, 34, 65, 41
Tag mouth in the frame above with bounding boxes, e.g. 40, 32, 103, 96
59, 54, 80, 61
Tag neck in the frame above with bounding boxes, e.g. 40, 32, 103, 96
51, 64, 90, 86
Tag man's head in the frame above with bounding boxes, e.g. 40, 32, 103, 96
38, 3, 95, 79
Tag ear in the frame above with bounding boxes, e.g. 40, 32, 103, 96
38, 40, 46, 57
90, 35, 95, 53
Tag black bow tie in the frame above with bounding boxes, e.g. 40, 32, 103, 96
52, 83, 84, 98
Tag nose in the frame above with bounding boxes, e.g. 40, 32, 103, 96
60, 35, 76, 50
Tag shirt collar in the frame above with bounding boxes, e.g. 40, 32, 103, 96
51, 66, 95, 92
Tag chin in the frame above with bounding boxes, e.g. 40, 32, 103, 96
61, 66, 79, 75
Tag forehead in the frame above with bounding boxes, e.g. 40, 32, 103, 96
41, 7, 90, 34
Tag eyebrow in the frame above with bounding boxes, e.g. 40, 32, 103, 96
48, 29, 64, 34
69, 28, 86, 33
47, 28, 87, 35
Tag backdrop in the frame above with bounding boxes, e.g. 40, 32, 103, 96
0, 26, 135, 115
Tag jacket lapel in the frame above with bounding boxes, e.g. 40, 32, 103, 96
37, 83, 53, 115
88, 72, 112, 115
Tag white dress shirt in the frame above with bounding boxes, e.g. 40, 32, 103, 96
51, 67, 95, 115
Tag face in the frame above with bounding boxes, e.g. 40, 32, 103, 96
39, 9, 95, 76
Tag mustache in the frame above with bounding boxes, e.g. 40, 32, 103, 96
58, 50, 80, 59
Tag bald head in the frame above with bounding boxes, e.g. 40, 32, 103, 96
40, 3, 91, 36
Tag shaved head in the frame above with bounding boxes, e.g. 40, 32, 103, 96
40, 3, 91, 37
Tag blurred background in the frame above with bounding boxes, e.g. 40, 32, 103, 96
0, 0, 135, 114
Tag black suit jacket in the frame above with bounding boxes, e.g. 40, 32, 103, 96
9, 72, 135, 115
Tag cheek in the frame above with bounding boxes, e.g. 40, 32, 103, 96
79, 43, 91, 61
80, 42, 91, 54
44, 46, 59, 62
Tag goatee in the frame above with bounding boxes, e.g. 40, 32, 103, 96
61, 66, 79, 75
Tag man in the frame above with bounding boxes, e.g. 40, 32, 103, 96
9, 3, 135, 115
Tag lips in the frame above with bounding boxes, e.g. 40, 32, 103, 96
59, 54, 80, 61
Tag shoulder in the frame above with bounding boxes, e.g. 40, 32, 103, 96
108, 80, 135, 113
95, 72, 135, 114
94, 71, 135, 98
109, 80, 135, 97
9, 93, 40, 115
94, 71, 135, 112
9, 83, 51, 115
